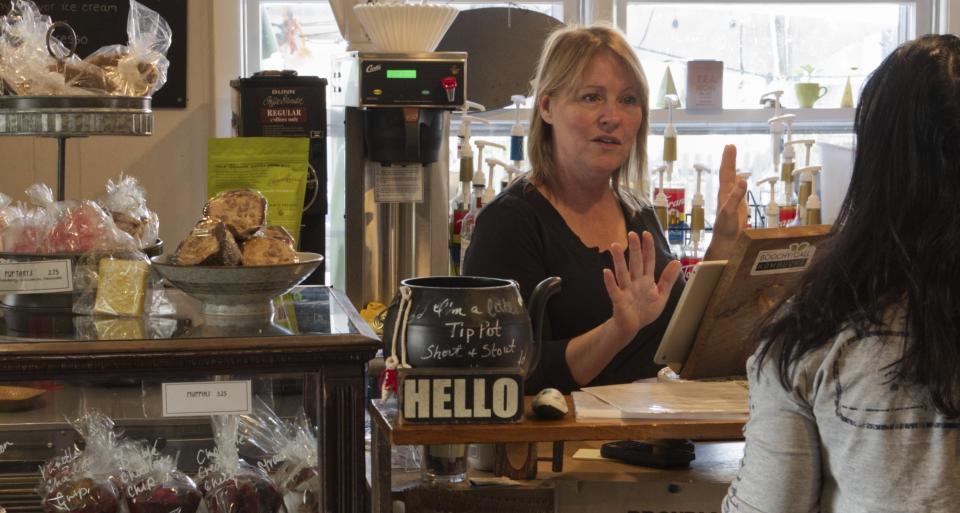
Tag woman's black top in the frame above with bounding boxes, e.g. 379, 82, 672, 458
462, 178, 685, 394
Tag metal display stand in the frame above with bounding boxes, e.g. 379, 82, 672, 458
0, 94, 153, 201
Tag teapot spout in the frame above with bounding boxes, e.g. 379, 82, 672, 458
527, 276, 561, 374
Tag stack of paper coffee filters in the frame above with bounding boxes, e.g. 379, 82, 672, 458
353, 0, 459, 52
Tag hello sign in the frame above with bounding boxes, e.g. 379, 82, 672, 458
398, 368, 524, 424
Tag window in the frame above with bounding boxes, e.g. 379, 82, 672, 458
620, 2, 923, 110
248, 2, 346, 76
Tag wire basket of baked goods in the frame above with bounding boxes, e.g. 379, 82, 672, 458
151, 189, 322, 316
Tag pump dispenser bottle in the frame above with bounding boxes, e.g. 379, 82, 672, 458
460, 161, 494, 269
658, 95, 685, 248
474, 139, 505, 201
794, 166, 823, 225
509, 95, 526, 171
792, 165, 814, 221
762, 91, 785, 172
789, 139, 816, 167
757, 177, 780, 229
662, 95, 679, 166
450, 104, 488, 275
490, 158, 523, 192
772, 114, 798, 227
681, 164, 711, 279
653, 164, 669, 233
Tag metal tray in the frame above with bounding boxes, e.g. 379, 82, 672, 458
0, 95, 152, 137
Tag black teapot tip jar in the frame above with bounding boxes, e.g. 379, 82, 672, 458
382, 276, 561, 376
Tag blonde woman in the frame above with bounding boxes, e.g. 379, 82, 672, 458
463, 24, 746, 393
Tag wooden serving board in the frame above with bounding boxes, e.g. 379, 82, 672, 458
680, 225, 832, 379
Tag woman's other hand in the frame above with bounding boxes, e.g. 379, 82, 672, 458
706, 144, 748, 261
603, 231, 681, 343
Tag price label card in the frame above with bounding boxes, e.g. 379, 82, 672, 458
162, 381, 252, 417
0, 259, 72, 293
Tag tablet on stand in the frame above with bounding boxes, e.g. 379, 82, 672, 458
654, 225, 832, 379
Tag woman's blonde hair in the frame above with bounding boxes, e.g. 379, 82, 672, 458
527, 23, 650, 207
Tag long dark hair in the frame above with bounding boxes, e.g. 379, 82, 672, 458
755, 34, 960, 416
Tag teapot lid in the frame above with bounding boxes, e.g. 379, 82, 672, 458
401, 276, 515, 290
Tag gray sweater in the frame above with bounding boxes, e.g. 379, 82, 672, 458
723, 322, 960, 513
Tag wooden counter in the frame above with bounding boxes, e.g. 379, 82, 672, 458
370, 395, 746, 445
369, 395, 747, 513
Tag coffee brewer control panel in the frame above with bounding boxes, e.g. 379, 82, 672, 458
332, 52, 467, 109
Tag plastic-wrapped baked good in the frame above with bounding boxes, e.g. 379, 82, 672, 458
200, 416, 284, 513
81, 0, 171, 96
241, 226, 298, 266
42, 477, 121, 513
127, 479, 202, 513
39, 413, 125, 513
98, 174, 160, 249
172, 217, 242, 266
121, 445, 202, 513
0, 0, 171, 96
237, 399, 320, 513
93, 258, 150, 316
203, 189, 268, 240
204, 465, 285, 513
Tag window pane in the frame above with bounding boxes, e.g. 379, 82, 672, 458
259, 2, 346, 76
625, 3, 909, 109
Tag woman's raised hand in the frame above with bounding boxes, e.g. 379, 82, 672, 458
707, 144, 748, 260
602, 231, 681, 344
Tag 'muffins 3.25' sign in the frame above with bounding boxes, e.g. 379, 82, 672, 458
398, 368, 523, 424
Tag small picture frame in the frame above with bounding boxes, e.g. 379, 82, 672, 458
686, 60, 724, 110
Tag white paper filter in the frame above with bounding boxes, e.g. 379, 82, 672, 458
354, 3, 459, 52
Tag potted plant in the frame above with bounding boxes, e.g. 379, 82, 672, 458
795, 64, 828, 108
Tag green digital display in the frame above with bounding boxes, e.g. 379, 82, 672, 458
387, 69, 417, 79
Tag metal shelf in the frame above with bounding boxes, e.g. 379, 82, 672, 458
458, 107, 855, 135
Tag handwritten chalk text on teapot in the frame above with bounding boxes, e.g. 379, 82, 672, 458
445, 320, 502, 343
414, 298, 522, 320
423, 339, 519, 362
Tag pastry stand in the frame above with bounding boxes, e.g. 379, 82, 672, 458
0, 95, 155, 312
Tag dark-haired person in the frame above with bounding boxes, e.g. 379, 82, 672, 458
723, 33, 960, 513
462, 23, 747, 393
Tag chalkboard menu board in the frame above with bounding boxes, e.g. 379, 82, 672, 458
0, 0, 188, 108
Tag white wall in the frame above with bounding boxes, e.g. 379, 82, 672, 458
0, 1, 215, 250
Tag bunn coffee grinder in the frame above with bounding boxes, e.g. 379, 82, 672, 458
330, 51, 466, 309
230, 71, 327, 283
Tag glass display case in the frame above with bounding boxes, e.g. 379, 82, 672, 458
0, 286, 379, 513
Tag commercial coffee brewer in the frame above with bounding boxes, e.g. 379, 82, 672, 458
330, 52, 466, 308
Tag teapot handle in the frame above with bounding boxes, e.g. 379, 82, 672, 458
527, 276, 562, 374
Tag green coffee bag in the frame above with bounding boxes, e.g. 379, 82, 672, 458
207, 137, 309, 245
